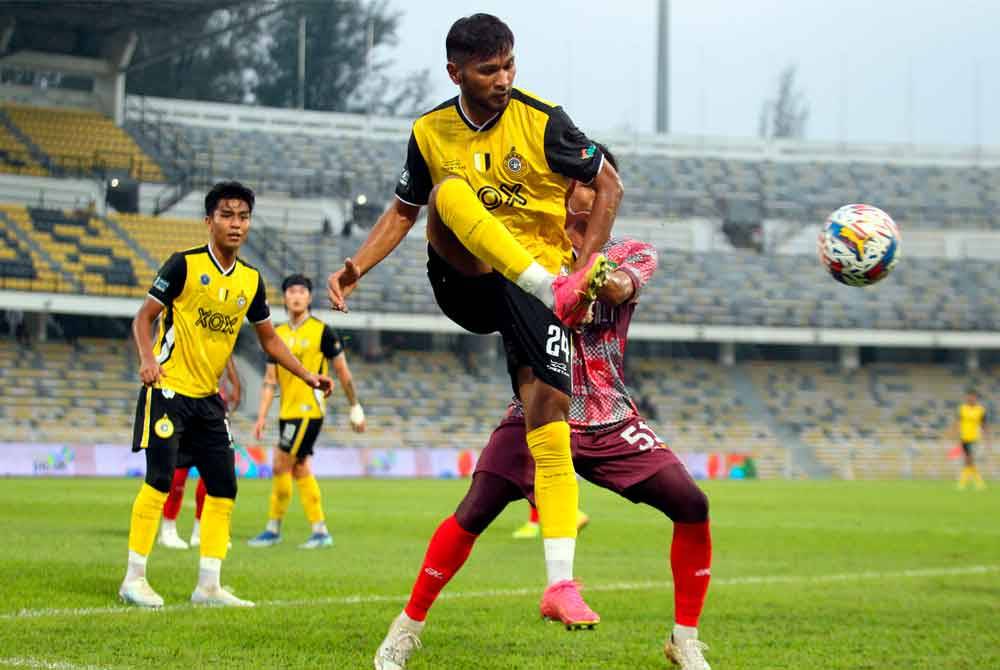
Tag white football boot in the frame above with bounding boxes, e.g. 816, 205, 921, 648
157, 524, 189, 550
374, 613, 423, 670
119, 578, 164, 609
190, 585, 255, 607
665, 634, 711, 670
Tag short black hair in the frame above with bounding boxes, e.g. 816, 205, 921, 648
205, 181, 255, 217
282, 273, 313, 293
594, 142, 618, 172
446, 13, 514, 65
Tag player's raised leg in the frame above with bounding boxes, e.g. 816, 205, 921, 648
375, 472, 521, 670
625, 464, 712, 669
158, 466, 190, 549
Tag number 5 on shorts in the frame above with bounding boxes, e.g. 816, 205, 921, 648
620, 421, 658, 451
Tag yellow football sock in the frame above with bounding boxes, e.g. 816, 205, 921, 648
971, 467, 986, 488
128, 483, 168, 556
200, 495, 234, 560
268, 472, 293, 522
959, 466, 971, 489
526, 421, 578, 539
295, 474, 325, 524
435, 178, 537, 282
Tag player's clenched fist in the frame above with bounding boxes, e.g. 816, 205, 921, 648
306, 373, 335, 397
139, 360, 164, 386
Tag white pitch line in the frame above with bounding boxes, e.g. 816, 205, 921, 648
0, 658, 111, 670
1, 564, 996, 622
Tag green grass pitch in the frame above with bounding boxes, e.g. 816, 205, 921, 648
0, 478, 997, 669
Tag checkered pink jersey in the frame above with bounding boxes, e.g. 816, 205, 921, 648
508, 238, 658, 428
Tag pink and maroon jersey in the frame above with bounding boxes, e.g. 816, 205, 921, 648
508, 237, 658, 429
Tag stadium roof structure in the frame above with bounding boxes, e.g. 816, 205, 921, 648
0, 1, 256, 59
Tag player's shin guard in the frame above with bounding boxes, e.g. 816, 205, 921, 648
295, 474, 325, 524
404, 515, 478, 622
671, 521, 712, 628
200, 495, 234, 560
128, 483, 168, 556
269, 472, 293, 522
435, 178, 539, 283
162, 467, 189, 521
526, 421, 578, 539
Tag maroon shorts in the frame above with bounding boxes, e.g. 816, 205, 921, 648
475, 415, 682, 505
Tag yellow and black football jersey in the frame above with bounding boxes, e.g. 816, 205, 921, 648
269, 316, 343, 419
958, 402, 987, 443
148, 244, 270, 398
394, 88, 604, 274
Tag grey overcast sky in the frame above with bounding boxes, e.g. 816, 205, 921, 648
385, 0, 999, 147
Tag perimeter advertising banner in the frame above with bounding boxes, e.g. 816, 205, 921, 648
0, 443, 753, 479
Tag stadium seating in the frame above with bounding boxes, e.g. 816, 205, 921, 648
0, 335, 991, 479
0, 205, 67, 292
4, 105, 165, 182
0, 123, 47, 177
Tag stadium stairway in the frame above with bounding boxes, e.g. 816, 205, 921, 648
0, 108, 52, 174
731, 365, 831, 478
0, 207, 81, 291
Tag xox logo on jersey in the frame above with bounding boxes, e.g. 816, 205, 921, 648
477, 183, 528, 211
195, 308, 239, 335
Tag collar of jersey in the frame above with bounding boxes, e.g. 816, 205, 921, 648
206, 242, 237, 276
455, 96, 502, 133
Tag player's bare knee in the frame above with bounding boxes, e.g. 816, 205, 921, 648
292, 460, 310, 479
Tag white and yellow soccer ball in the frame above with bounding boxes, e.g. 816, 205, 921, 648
817, 204, 901, 286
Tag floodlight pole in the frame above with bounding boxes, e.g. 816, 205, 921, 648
655, 0, 669, 134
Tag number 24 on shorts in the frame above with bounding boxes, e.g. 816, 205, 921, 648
620, 421, 660, 451
545, 325, 570, 359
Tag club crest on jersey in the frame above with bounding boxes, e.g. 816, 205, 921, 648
236, 290, 247, 308
501, 146, 526, 179
154, 414, 174, 439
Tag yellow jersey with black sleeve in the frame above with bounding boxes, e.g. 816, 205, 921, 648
394, 88, 604, 274
148, 244, 270, 398
269, 316, 344, 420
958, 402, 987, 443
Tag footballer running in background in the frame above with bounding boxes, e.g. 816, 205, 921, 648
954, 389, 989, 491
120, 181, 333, 609
327, 13, 624, 621
374, 146, 713, 670
249, 273, 366, 549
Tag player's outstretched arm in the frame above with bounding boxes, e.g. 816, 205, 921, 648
254, 320, 334, 396
132, 297, 165, 386
327, 198, 422, 311
572, 160, 623, 272
331, 353, 365, 432
253, 363, 278, 440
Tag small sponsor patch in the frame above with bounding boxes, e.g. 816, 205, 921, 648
152, 277, 169, 292
398, 168, 410, 188
201, 273, 211, 286
580, 144, 597, 159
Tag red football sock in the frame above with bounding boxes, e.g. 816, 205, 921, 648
671, 521, 712, 627
194, 477, 207, 521
529, 505, 539, 524
162, 467, 189, 521
404, 515, 478, 622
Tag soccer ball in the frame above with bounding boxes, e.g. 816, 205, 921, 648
818, 204, 900, 286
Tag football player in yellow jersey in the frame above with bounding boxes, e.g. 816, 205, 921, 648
249, 273, 366, 549
953, 390, 989, 490
119, 182, 334, 609
328, 15, 623, 637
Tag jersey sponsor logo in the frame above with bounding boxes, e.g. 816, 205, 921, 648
154, 414, 174, 439
398, 168, 410, 188
196, 307, 239, 334
580, 143, 597, 159
442, 158, 464, 171
200, 273, 211, 286
152, 276, 169, 292
501, 146, 526, 179
477, 183, 528, 211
